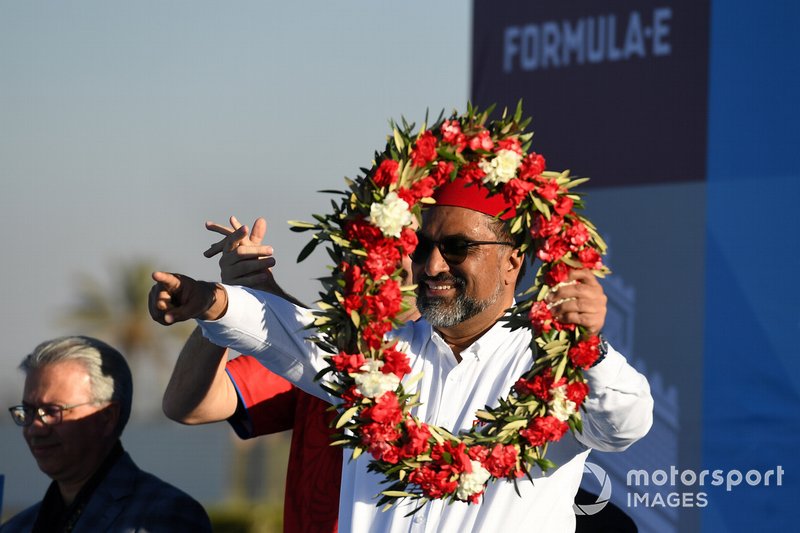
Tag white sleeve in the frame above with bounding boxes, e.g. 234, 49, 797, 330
196, 284, 336, 403
575, 344, 654, 452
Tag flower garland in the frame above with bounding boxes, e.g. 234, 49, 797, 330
290, 102, 609, 509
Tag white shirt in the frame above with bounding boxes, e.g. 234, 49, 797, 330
199, 286, 653, 533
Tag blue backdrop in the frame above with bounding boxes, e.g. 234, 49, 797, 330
472, 1, 800, 531
703, 1, 800, 531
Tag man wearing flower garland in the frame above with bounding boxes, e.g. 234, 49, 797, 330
148, 108, 653, 532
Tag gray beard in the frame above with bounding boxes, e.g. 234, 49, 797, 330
417, 276, 501, 328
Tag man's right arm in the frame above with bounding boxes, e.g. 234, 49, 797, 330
162, 326, 237, 424
160, 216, 307, 424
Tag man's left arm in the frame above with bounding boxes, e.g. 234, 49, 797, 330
577, 344, 653, 451
547, 269, 654, 451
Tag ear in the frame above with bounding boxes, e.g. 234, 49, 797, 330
100, 402, 121, 438
504, 248, 524, 286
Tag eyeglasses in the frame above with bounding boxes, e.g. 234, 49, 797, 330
410, 233, 515, 265
8, 402, 99, 427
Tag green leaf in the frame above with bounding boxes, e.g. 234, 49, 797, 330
475, 409, 496, 421
297, 237, 321, 263
510, 215, 523, 234
564, 177, 590, 189
554, 354, 568, 382
393, 128, 405, 151
531, 195, 551, 217
502, 419, 528, 431
336, 405, 360, 428
288, 220, 317, 229
382, 490, 414, 498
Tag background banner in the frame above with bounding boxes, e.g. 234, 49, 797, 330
472, 0, 710, 187
474, 1, 797, 531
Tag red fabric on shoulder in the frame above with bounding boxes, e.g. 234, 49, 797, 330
226, 355, 296, 434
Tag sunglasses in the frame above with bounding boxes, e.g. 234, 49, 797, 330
410, 233, 515, 265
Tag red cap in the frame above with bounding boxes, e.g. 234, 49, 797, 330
432, 177, 516, 220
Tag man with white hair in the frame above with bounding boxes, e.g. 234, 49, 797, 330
2, 336, 212, 532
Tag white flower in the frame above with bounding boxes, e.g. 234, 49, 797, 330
354, 360, 400, 398
456, 460, 491, 501
548, 385, 577, 422
369, 191, 413, 238
479, 149, 523, 185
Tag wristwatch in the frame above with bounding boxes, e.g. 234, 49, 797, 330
592, 333, 609, 367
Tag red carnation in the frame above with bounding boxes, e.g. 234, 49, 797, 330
535, 179, 561, 202
518, 152, 545, 179
537, 236, 569, 263
432, 441, 473, 474
568, 337, 601, 369
398, 227, 418, 256
381, 345, 412, 379
343, 294, 363, 315
345, 218, 382, 247
379, 444, 400, 464
528, 300, 554, 334
468, 129, 494, 152
372, 159, 399, 187
577, 247, 603, 269
362, 321, 393, 349
545, 262, 571, 286
363, 391, 403, 425
497, 137, 522, 154
411, 130, 438, 167
554, 195, 574, 215
430, 160, 455, 186
400, 419, 432, 458
457, 160, 487, 184
565, 220, 590, 251
331, 351, 367, 374
409, 175, 437, 202
503, 178, 536, 205
533, 368, 565, 400
364, 241, 401, 278
530, 213, 563, 239
516, 368, 565, 401
365, 279, 402, 321
409, 465, 458, 499
566, 381, 590, 407
514, 377, 537, 397
361, 420, 402, 463
520, 415, 568, 447
440, 120, 467, 152
483, 444, 522, 478
340, 385, 363, 406
342, 262, 366, 294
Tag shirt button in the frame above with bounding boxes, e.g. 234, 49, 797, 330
414, 514, 423, 524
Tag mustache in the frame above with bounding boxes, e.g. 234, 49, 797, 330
418, 273, 465, 289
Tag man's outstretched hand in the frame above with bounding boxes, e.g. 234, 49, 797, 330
148, 272, 227, 325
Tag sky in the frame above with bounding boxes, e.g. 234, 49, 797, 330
0, 1, 470, 412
